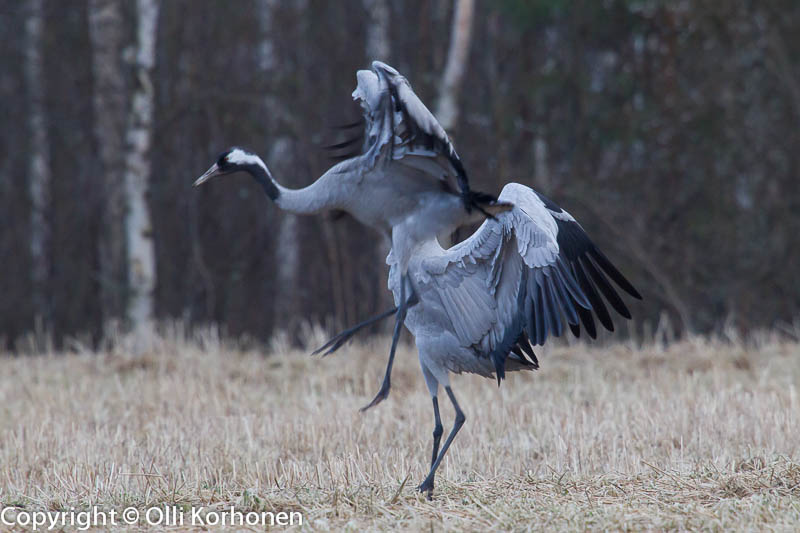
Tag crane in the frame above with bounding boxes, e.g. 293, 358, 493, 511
195, 61, 641, 498
195, 61, 509, 409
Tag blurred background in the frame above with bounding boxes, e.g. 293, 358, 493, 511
1, 0, 799, 350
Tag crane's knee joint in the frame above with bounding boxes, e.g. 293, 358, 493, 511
433, 423, 443, 438
454, 412, 466, 427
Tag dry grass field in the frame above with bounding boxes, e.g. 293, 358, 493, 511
1, 326, 799, 531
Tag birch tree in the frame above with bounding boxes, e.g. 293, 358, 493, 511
436, 0, 475, 131
258, 0, 299, 333
436, 0, 474, 248
269, 139, 300, 333
363, 0, 392, 314
24, 0, 51, 331
89, 0, 127, 328
363, 0, 390, 61
124, 0, 160, 341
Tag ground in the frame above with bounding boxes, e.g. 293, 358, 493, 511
1, 327, 799, 531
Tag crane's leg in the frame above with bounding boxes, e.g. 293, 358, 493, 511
312, 306, 397, 356
419, 395, 444, 500
417, 386, 466, 497
430, 396, 444, 468
419, 364, 443, 499
360, 276, 416, 412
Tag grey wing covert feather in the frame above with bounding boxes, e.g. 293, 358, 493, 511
418, 183, 641, 382
351, 61, 468, 196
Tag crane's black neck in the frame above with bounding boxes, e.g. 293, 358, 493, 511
241, 163, 280, 201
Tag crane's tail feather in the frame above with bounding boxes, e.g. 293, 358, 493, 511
467, 190, 513, 220
336, 120, 364, 129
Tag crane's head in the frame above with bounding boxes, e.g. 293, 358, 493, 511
194, 147, 266, 187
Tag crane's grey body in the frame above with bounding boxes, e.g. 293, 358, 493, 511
218, 148, 475, 243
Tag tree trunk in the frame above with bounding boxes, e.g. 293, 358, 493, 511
89, 0, 127, 331
436, 0, 475, 131
124, 0, 160, 345
258, 0, 301, 335
364, 0, 392, 317
533, 132, 550, 191
363, 0, 390, 61
269, 138, 301, 334
24, 0, 51, 334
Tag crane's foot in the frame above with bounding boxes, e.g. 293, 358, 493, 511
417, 476, 435, 500
360, 382, 390, 412
312, 329, 355, 357
312, 307, 398, 357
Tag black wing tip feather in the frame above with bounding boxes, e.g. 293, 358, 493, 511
336, 119, 364, 130
323, 136, 363, 151
577, 306, 597, 339
574, 259, 614, 332
516, 331, 539, 369
588, 248, 643, 300
324, 118, 365, 161
581, 255, 632, 320
551, 216, 642, 337
328, 152, 361, 162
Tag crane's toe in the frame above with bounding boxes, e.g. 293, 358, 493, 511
359, 383, 390, 412
417, 477, 435, 499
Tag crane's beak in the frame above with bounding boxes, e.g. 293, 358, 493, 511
194, 163, 223, 187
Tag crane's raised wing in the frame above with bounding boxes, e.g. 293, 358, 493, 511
416, 183, 641, 382
342, 61, 470, 200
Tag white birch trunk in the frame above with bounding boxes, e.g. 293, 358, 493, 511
436, 0, 475, 131
363, 0, 390, 61
269, 138, 300, 332
364, 0, 392, 314
25, 0, 51, 328
258, 0, 301, 333
89, 0, 127, 327
533, 133, 550, 191
257, 0, 278, 72
124, 0, 160, 343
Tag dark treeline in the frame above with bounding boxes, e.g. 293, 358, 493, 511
1, 0, 799, 349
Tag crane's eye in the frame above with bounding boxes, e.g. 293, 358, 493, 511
217, 154, 229, 168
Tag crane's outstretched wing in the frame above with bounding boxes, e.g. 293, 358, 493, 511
350, 61, 466, 192
416, 183, 641, 382
335, 61, 499, 212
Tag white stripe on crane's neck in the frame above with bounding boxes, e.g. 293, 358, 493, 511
227, 148, 269, 173
225, 148, 349, 216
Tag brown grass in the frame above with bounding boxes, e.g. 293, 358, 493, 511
1, 326, 799, 531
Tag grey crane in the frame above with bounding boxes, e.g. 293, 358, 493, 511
195, 61, 508, 409
194, 61, 641, 498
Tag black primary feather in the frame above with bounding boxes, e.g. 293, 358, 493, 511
323, 136, 363, 151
